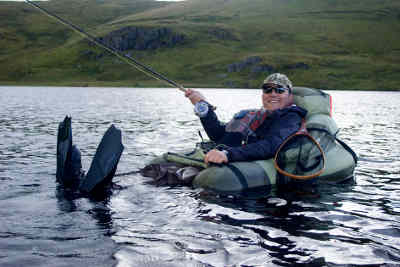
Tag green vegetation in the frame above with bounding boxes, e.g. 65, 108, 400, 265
1, 0, 400, 90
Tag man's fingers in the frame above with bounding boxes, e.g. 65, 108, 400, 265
204, 150, 228, 164
185, 88, 193, 97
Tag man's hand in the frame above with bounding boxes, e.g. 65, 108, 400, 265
204, 149, 228, 164
185, 89, 206, 105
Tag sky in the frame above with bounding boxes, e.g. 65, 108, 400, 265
0, 0, 48, 1
0, 0, 186, 1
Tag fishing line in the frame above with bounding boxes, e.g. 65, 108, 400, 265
24, 0, 186, 92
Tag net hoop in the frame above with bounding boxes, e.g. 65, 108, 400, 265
273, 123, 326, 180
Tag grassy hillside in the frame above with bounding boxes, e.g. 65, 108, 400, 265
1, 0, 400, 90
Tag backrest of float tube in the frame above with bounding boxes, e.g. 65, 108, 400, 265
292, 87, 338, 135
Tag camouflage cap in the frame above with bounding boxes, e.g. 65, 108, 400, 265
262, 73, 293, 89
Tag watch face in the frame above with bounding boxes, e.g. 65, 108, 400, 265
195, 101, 209, 117
197, 103, 207, 112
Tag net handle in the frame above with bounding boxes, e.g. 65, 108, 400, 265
273, 121, 326, 180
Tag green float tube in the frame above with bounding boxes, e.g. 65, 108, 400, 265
149, 87, 357, 194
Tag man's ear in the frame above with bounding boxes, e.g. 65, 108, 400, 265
287, 93, 294, 105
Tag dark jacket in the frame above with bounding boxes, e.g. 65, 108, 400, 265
200, 105, 307, 162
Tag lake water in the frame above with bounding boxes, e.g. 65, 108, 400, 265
0, 86, 399, 267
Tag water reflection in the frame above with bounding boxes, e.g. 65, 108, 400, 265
192, 180, 399, 265
0, 87, 399, 266
55, 184, 117, 233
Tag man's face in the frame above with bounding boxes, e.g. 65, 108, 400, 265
262, 84, 291, 111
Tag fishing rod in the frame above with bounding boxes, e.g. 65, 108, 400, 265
24, 0, 187, 92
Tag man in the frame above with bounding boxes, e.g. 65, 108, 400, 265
185, 73, 307, 164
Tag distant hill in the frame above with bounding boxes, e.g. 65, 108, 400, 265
1, 0, 399, 90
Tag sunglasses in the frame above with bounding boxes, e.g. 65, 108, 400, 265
262, 85, 288, 94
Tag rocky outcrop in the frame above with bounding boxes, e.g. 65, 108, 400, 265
80, 50, 104, 60
95, 26, 185, 51
208, 27, 238, 41
282, 62, 310, 70
251, 64, 275, 73
227, 57, 310, 74
227, 56, 262, 72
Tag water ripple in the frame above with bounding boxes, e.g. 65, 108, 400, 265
1, 87, 400, 266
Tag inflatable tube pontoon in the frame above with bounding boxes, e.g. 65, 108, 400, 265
147, 87, 357, 194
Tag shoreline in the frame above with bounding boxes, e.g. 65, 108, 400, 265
1, 83, 399, 91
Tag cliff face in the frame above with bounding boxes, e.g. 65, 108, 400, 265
96, 26, 185, 51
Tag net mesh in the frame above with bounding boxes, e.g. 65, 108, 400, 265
274, 129, 331, 180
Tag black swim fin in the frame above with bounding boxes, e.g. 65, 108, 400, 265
56, 116, 83, 186
79, 125, 124, 193
56, 116, 72, 183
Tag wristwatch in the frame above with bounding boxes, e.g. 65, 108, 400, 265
194, 101, 210, 118
221, 150, 229, 156
221, 149, 230, 161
